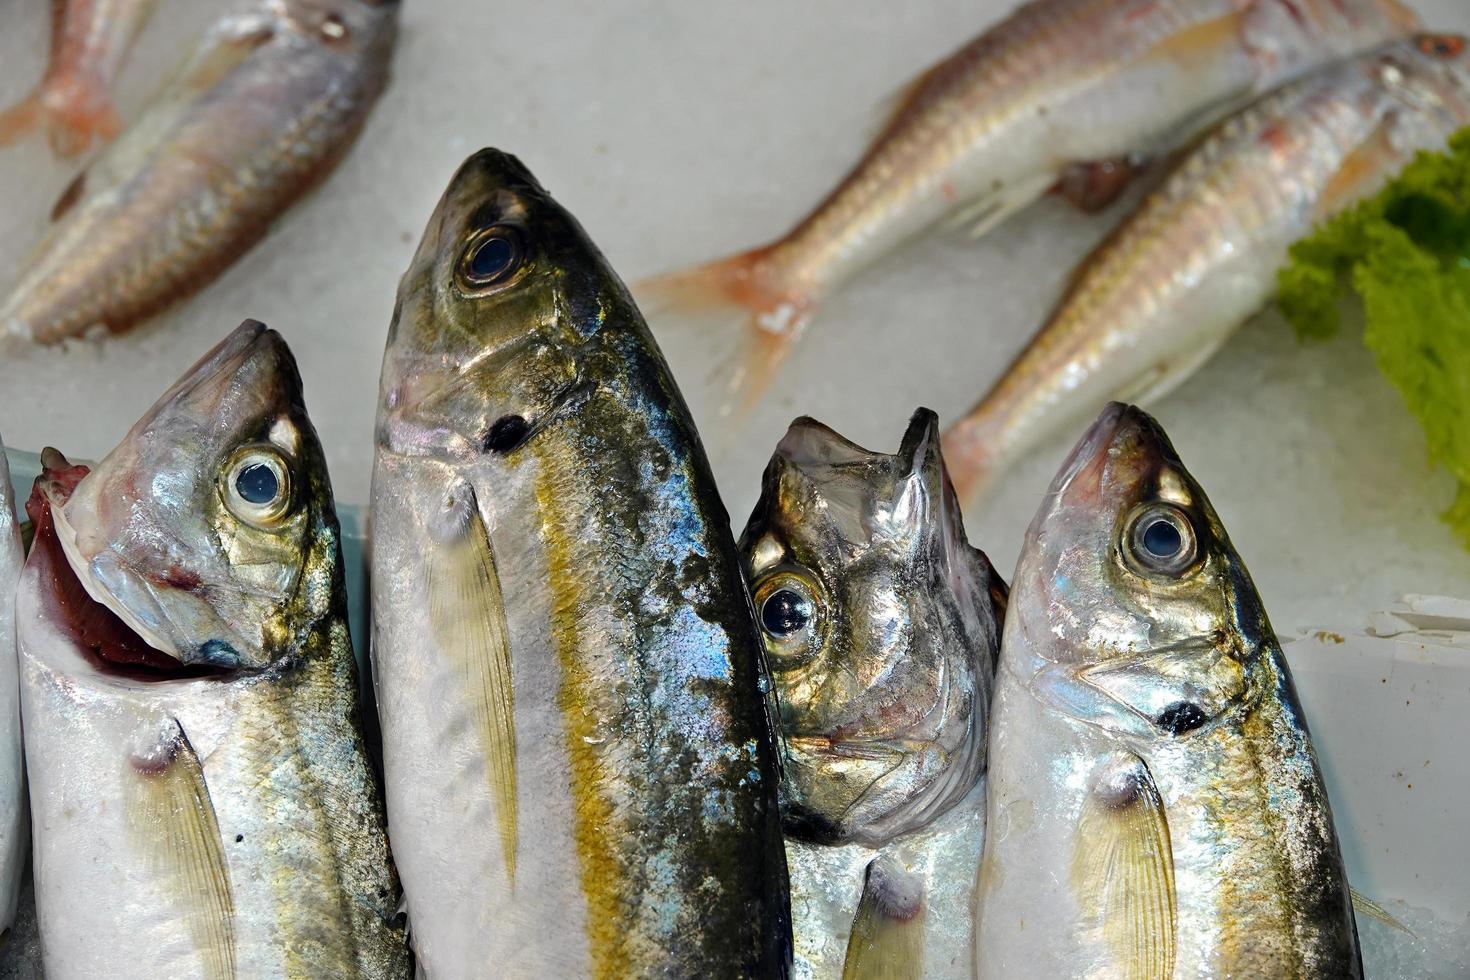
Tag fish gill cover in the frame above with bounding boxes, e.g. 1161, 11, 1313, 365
1278, 126, 1470, 546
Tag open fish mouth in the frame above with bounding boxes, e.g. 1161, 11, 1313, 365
26, 464, 220, 682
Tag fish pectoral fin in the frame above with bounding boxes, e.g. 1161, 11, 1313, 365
1312, 117, 1401, 224
1350, 887, 1415, 937
868, 54, 951, 144
1072, 753, 1176, 980
50, 171, 87, 222
426, 480, 518, 883
841, 855, 925, 980
176, 17, 277, 96
126, 720, 236, 980
1146, 9, 1245, 71
946, 172, 1057, 241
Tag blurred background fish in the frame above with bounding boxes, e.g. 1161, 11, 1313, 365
0, 0, 159, 158
639, 0, 1419, 416
943, 33, 1470, 504
0, 0, 398, 346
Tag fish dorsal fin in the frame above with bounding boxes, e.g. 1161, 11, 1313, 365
841, 855, 925, 980
868, 48, 958, 146
426, 478, 518, 883
126, 719, 237, 980
1072, 753, 1176, 980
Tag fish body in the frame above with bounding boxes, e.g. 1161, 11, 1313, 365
17, 323, 408, 979
0, 0, 159, 158
945, 34, 1470, 501
0, 443, 25, 936
739, 410, 1005, 979
0, 0, 398, 345
975, 403, 1359, 978
642, 0, 1418, 410
371, 149, 790, 977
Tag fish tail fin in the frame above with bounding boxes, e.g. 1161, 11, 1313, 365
0, 94, 42, 149
636, 246, 815, 418
47, 95, 123, 159
0, 76, 123, 158
41, 72, 125, 158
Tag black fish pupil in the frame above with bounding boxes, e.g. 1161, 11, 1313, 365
236, 463, 279, 505
483, 414, 531, 453
1157, 701, 1207, 735
470, 236, 515, 281
762, 589, 812, 637
1141, 517, 1182, 559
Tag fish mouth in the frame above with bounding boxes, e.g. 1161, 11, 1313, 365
785, 734, 911, 762
1045, 401, 1134, 500
1035, 402, 1179, 517
27, 462, 222, 682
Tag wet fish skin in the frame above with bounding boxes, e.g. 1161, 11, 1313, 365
18, 322, 409, 979
975, 402, 1359, 978
739, 409, 1005, 979
944, 34, 1470, 502
372, 149, 790, 978
641, 0, 1419, 412
0, 0, 398, 345
0, 443, 25, 937
0, 0, 159, 158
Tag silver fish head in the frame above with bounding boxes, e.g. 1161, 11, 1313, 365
279, 0, 400, 54
1009, 403, 1268, 741
740, 408, 1006, 846
49, 321, 339, 671
379, 148, 620, 460
1374, 34, 1470, 125
1246, 0, 1421, 84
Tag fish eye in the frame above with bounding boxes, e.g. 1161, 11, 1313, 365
222, 445, 293, 528
762, 588, 814, 637
1418, 34, 1466, 59
457, 225, 527, 292
751, 570, 826, 659
319, 13, 349, 41
1122, 503, 1198, 577
237, 463, 279, 504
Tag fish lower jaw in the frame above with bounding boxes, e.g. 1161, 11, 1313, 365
50, 503, 184, 664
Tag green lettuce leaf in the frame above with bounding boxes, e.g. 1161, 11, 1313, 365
1278, 128, 1470, 546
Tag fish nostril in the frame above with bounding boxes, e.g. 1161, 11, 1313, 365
482, 414, 531, 454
